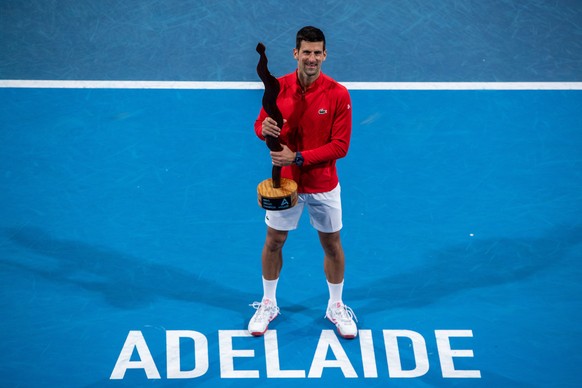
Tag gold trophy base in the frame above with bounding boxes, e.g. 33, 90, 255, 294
257, 178, 298, 210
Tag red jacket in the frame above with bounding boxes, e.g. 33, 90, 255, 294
255, 71, 352, 193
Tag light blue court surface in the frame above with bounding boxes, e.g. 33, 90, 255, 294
1, 87, 581, 387
1, 1, 582, 387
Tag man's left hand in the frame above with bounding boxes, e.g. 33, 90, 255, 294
270, 145, 296, 167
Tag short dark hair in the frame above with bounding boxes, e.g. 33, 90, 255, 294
296, 26, 326, 50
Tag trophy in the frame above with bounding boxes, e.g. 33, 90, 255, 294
255, 43, 298, 211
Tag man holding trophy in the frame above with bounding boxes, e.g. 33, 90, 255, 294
250, 26, 357, 339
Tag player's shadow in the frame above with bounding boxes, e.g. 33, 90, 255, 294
2, 226, 254, 311
287, 224, 581, 314
350, 223, 582, 313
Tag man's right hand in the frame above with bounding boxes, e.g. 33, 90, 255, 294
261, 117, 284, 138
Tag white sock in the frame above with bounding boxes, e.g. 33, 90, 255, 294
327, 279, 344, 306
262, 277, 279, 306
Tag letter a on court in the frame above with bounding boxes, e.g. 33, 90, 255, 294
111, 331, 161, 380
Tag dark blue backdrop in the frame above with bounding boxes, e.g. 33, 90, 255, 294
1, 0, 581, 82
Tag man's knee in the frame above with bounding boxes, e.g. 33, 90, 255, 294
265, 227, 288, 251
318, 231, 343, 257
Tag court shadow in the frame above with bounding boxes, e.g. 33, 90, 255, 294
349, 223, 582, 313
289, 224, 581, 314
2, 226, 254, 311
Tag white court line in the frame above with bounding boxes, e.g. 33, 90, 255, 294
1, 80, 582, 90
343, 82, 582, 90
0, 80, 263, 89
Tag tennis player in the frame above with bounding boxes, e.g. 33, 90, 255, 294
249, 26, 357, 339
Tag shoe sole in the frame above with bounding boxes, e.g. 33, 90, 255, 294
326, 315, 357, 339
250, 329, 267, 337
249, 314, 278, 337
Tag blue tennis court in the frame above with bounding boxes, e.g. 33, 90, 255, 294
1, 1, 581, 387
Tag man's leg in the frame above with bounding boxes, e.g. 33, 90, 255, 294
248, 227, 288, 336
319, 230, 358, 339
263, 226, 288, 280
318, 230, 345, 284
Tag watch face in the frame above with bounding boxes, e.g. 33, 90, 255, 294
295, 153, 303, 166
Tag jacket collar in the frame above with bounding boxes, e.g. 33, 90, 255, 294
295, 70, 324, 93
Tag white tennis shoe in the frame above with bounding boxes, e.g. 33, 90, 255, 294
248, 298, 280, 336
325, 302, 358, 339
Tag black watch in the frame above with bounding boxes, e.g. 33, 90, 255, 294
294, 151, 304, 167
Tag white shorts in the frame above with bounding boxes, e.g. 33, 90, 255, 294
265, 184, 342, 233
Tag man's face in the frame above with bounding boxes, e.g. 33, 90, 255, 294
294, 40, 326, 79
